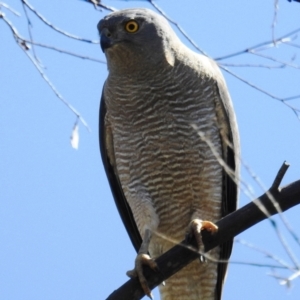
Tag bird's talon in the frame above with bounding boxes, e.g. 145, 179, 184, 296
201, 220, 218, 233
126, 269, 137, 278
127, 253, 157, 297
187, 219, 218, 253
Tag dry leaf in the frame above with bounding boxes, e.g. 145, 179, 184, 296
70, 124, 79, 149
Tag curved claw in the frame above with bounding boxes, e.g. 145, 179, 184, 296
186, 219, 218, 255
126, 253, 158, 299
126, 269, 137, 278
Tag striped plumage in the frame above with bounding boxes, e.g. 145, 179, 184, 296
99, 8, 239, 300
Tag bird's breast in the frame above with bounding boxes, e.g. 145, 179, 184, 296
105, 66, 223, 243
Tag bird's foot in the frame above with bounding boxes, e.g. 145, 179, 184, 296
186, 219, 218, 259
126, 253, 158, 299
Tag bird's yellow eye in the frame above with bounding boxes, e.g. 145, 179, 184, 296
125, 20, 139, 33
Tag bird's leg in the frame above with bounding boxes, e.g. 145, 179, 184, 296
126, 229, 158, 299
186, 219, 218, 259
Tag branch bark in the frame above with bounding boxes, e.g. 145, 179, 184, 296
106, 162, 300, 300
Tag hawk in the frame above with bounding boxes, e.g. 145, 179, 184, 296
98, 8, 239, 300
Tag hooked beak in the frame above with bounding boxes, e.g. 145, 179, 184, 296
100, 28, 113, 53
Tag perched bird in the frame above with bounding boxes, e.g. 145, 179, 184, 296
98, 8, 239, 300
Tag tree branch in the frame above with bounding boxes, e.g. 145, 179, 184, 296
106, 162, 300, 300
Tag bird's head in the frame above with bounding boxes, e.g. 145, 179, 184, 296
98, 8, 178, 73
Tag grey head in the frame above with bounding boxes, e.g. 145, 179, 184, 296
97, 8, 181, 73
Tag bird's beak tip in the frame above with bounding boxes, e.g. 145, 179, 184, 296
100, 30, 113, 53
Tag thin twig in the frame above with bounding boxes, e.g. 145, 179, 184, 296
284, 94, 300, 101
242, 161, 283, 214
21, 0, 98, 44
84, 0, 117, 12
230, 261, 292, 269
250, 50, 300, 70
22, 47, 91, 131
1, 9, 20, 37
21, 0, 39, 63
219, 62, 286, 69
278, 214, 300, 246
148, 0, 208, 56
215, 27, 300, 61
270, 219, 300, 269
236, 239, 296, 272
0, 2, 21, 16
23, 39, 105, 63
271, 162, 290, 190
272, 0, 279, 44
287, 41, 300, 49
280, 270, 300, 286
220, 66, 300, 117
198, 246, 295, 271
197, 244, 295, 271
270, 163, 300, 247
1, 13, 90, 131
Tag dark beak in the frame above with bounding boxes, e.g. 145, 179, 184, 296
100, 28, 113, 53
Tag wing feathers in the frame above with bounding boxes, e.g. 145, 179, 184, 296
99, 90, 142, 252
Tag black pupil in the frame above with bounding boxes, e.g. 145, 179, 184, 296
128, 23, 135, 31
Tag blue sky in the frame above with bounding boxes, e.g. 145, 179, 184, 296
1, 0, 300, 299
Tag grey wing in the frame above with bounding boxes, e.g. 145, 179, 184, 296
215, 78, 240, 300
99, 88, 142, 253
